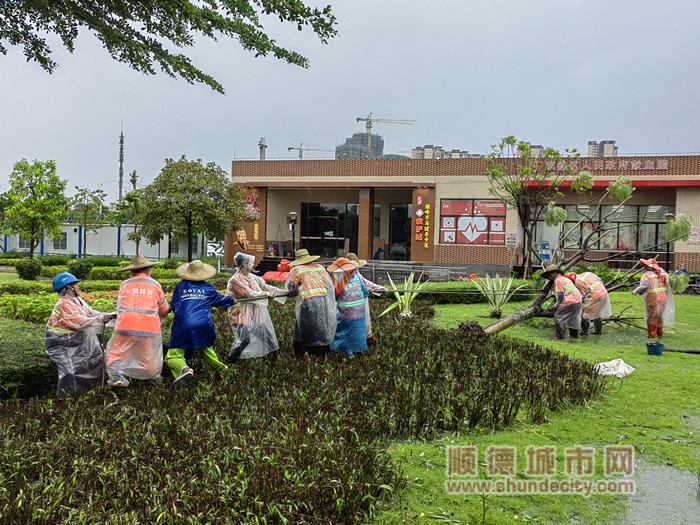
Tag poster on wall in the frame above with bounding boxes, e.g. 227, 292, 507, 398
439, 199, 506, 245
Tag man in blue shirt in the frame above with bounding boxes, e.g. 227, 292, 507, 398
166, 260, 235, 384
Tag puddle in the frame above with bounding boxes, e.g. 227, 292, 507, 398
624, 463, 700, 524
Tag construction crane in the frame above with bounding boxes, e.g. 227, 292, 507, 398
287, 143, 334, 159
356, 113, 416, 150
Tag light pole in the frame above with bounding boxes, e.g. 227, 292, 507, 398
664, 211, 675, 272
287, 211, 298, 256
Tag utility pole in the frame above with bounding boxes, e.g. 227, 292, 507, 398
258, 137, 267, 161
118, 121, 125, 200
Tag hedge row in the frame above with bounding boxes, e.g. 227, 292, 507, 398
0, 318, 56, 398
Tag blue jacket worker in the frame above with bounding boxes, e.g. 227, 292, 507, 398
165, 260, 236, 384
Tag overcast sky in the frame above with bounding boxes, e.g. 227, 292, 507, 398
1, 0, 699, 200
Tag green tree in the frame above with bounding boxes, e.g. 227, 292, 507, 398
110, 171, 145, 255
0, 0, 337, 94
139, 156, 244, 261
486, 136, 593, 278
70, 186, 107, 256
2, 159, 69, 259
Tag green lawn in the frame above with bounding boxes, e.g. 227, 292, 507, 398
377, 292, 700, 524
0, 272, 18, 280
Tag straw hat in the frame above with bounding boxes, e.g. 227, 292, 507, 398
327, 257, 358, 274
541, 265, 564, 279
120, 255, 159, 272
176, 260, 217, 281
288, 248, 320, 267
344, 252, 367, 268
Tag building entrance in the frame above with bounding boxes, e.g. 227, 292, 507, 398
300, 203, 358, 257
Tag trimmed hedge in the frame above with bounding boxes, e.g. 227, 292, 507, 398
0, 318, 56, 398
0, 258, 24, 266
387, 279, 538, 305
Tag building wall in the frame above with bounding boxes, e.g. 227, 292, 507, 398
3, 225, 203, 260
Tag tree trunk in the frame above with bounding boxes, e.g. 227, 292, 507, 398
483, 304, 542, 335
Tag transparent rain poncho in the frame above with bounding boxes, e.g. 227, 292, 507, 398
357, 273, 386, 340
105, 274, 169, 381
330, 272, 369, 356
574, 272, 613, 320
635, 269, 675, 328
553, 275, 582, 330
286, 263, 336, 347
227, 253, 280, 359
45, 295, 111, 394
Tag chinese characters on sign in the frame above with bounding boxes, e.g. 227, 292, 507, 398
415, 201, 431, 249
545, 158, 668, 172
440, 200, 506, 245
445, 445, 635, 496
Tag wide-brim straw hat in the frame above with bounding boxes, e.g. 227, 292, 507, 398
327, 257, 358, 274
288, 248, 320, 267
176, 260, 217, 281
120, 255, 159, 272
344, 252, 367, 268
541, 265, 564, 278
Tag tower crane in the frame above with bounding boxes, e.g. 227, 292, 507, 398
287, 143, 334, 159
356, 113, 416, 150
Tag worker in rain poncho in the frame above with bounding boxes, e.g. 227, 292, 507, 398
285, 249, 336, 358
45, 272, 116, 394
632, 258, 675, 338
165, 260, 235, 384
542, 265, 582, 339
344, 252, 386, 345
105, 256, 170, 387
567, 271, 612, 335
226, 252, 281, 360
328, 257, 369, 356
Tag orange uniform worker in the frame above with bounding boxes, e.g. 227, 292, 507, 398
542, 265, 582, 339
632, 258, 675, 338
567, 271, 612, 336
105, 256, 170, 386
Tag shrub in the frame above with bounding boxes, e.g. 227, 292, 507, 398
86, 256, 129, 267
0, 293, 57, 324
67, 260, 94, 280
0, 250, 27, 260
0, 281, 52, 295
0, 318, 56, 399
39, 255, 71, 266
0, 258, 24, 266
15, 258, 42, 280
160, 258, 182, 269
40, 265, 67, 278
88, 266, 123, 280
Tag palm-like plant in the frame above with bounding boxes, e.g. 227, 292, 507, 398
472, 274, 525, 318
379, 272, 429, 318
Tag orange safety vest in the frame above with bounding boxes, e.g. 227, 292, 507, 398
288, 264, 331, 300
641, 271, 668, 306
114, 274, 168, 337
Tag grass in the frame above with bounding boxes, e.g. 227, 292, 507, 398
376, 292, 700, 524
0, 272, 18, 280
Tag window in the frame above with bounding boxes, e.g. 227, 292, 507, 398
169, 239, 180, 254
18, 237, 31, 249
373, 204, 381, 238
53, 233, 67, 250
546, 204, 675, 252
439, 199, 506, 245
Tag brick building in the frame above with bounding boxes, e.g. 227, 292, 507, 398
226, 156, 700, 272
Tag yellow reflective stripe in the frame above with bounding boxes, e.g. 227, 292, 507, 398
589, 281, 599, 291
52, 308, 61, 317
564, 283, 577, 295
338, 299, 365, 308
300, 288, 327, 297
649, 287, 666, 293
296, 267, 323, 274
47, 327, 74, 335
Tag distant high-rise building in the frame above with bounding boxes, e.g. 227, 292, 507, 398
588, 140, 618, 157
336, 133, 384, 159
411, 145, 482, 159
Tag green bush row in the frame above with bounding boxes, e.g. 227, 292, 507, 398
385, 278, 538, 305
0, 318, 56, 399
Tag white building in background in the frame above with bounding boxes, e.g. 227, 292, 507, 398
2, 224, 207, 260
412, 145, 483, 159
588, 140, 618, 157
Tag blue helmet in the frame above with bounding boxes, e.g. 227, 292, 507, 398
53, 272, 80, 293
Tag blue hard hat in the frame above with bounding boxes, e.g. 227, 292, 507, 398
53, 272, 80, 292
